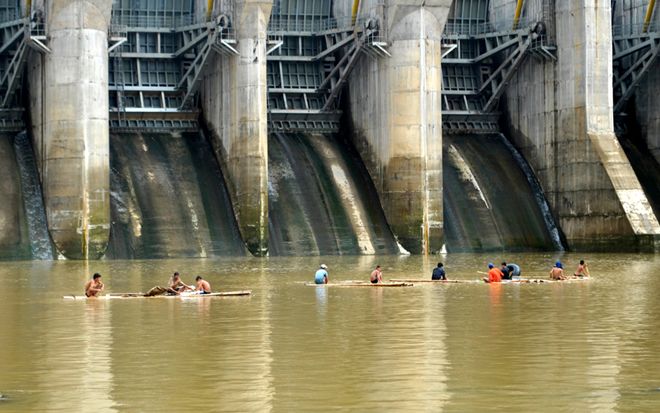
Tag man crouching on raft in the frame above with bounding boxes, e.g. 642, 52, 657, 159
370, 265, 383, 284
195, 276, 212, 294
84, 273, 104, 297
550, 261, 566, 280
314, 264, 329, 284
483, 263, 503, 283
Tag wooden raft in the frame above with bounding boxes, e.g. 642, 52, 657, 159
306, 281, 413, 287
62, 290, 252, 300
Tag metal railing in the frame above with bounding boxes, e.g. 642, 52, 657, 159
110, 14, 196, 29
443, 18, 535, 36
29, 20, 46, 37
613, 22, 660, 37
268, 16, 361, 33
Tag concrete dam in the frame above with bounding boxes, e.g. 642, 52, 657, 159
0, 0, 658, 260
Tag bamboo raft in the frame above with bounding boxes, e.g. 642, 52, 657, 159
483, 277, 591, 284
63, 290, 252, 300
306, 281, 413, 287
389, 279, 480, 284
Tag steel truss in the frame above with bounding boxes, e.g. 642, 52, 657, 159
441, 22, 555, 134
267, 17, 382, 133
109, 14, 236, 131
0, 10, 50, 131
612, 26, 660, 115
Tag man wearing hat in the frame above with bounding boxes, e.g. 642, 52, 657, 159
549, 261, 566, 280
315, 264, 329, 284
484, 263, 503, 283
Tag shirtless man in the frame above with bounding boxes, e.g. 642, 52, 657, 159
195, 276, 212, 294
144, 272, 192, 297
170, 272, 193, 293
574, 260, 590, 277
550, 261, 566, 280
84, 273, 104, 297
370, 265, 383, 284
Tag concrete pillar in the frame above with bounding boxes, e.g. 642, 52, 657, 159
503, 0, 660, 250
201, 0, 271, 256
29, 0, 111, 259
345, 0, 450, 254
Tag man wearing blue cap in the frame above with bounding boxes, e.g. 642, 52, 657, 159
484, 263, 503, 283
549, 261, 566, 280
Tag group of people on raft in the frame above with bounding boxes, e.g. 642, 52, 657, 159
483, 260, 590, 283
83, 272, 213, 297
313, 260, 590, 285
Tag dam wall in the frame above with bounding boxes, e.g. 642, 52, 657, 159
338, 0, 451, 254
495, 0, 660, 250
200, 0, 271, 256
268, 132, 399, 255
0, 134, 30, 260
443, 133, 560, 252
27, 0, 112, 259
107, 131, 247, 259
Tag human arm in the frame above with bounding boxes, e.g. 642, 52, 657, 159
85, 280, 104, 295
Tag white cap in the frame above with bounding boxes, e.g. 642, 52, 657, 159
320, 264, 328, 269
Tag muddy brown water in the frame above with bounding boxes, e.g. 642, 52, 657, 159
1, 253, 659, 412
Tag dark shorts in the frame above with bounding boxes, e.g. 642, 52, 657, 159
371, 279, 378, 284
200, 291, 211, 294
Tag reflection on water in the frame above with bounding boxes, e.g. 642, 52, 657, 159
0, 254, 659, 412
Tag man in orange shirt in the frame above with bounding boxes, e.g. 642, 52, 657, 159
484, 263, 503, 283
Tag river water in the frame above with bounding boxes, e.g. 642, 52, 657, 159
1, 253, 659, 412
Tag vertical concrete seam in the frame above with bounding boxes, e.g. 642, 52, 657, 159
420, 6, 429, 254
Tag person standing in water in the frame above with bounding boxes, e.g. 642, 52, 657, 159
432, 262, 447, 280
574, 260, 590, 277
84, 273, 104, 297
370, 265, 383, 284
314, 264, 329, 284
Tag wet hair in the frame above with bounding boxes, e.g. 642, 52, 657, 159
579, 260, 585, 265
93, 273, 101, 279
376, 265, 381, 268
437, 262, 443, 267
501, 262, 507, 266
174, 271, 180, 276
195, 276, 203, 281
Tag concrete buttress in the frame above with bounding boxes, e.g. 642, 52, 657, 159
201, 0, 271, 256
28, 0, 112, 259
503, 0, 660, 250
346, 0, 451, 254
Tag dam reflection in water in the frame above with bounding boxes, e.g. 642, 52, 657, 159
1, 254, 659, 412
